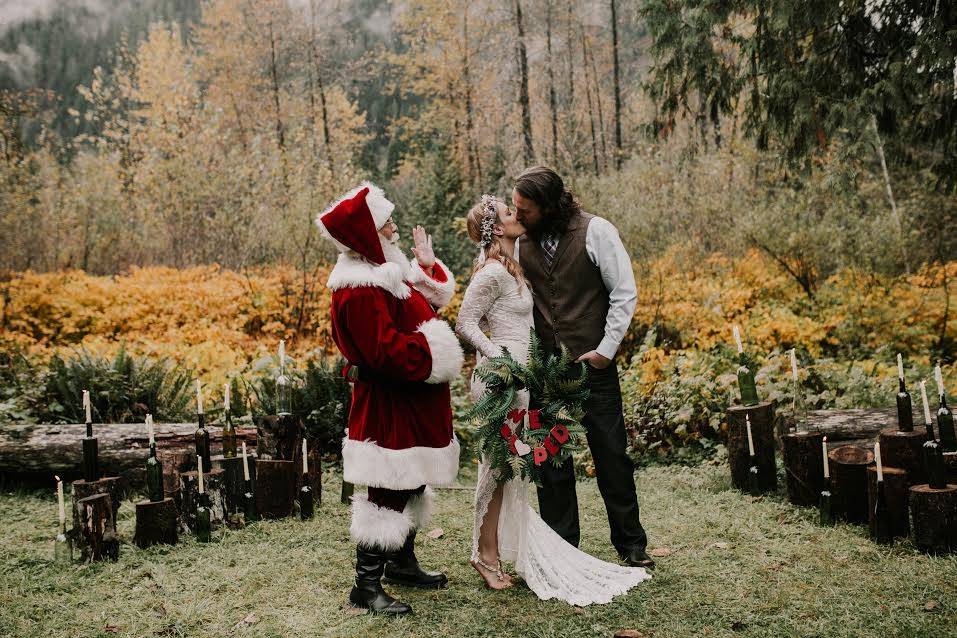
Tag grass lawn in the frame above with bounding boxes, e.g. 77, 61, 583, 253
1, 462, 954, 638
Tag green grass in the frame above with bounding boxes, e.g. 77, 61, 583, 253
1, 463, 954, 638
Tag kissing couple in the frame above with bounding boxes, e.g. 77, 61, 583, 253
317, 166, 653, 614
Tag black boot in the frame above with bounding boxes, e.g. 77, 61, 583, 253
383, 531, 448, 589
349, 545, 413, 615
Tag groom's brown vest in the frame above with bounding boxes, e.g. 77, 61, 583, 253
520, 212, 609, 359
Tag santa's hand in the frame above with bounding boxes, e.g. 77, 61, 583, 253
411, 225, 435, 269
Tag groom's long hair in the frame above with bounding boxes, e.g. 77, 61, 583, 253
514, 166, 582, 238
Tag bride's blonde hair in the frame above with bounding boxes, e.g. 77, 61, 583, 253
466, 195, 525, 284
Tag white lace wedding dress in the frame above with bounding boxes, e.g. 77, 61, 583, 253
455, 259, 651, 606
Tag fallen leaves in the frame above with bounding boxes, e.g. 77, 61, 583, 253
234, 612, 259, 628
649, 547, 672, 557
426, 527, 444, 540
614, 630, 647, 638
924, 600, 939, 612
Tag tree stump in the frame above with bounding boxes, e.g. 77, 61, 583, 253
133, 497, 179, 548
176, 469, 226, 532
909, 484, 957, 554
781, 431, 825, 506
829, 445, 874, 524
255, 459, 296, 519
944, 452, 957, 485
211, 453, 257, 516
70, 477, 121, 555
866, 466, 909, 539
255, 415, 304, 461
727, 402, 777, 493
76, 493, 119, 562
879, 429, 929, 485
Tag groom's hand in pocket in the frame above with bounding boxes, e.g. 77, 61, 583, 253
576, 350, 612, 370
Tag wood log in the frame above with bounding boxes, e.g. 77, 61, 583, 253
727, 402, 777, 494
176, 469, 226, 532
211, 453, 257, 516
255, 459, 296, 519
781, 431, 825, 506
944, 452, 957, 485
70, 477, 121, 553
133, 497, 178, 548
801, 407, 938, 442
909, 484, 957, 554
255, 415, 304, 461
0, 422, 256, 484
879, 429, 930, 485
829, 445, 874, 524
867, 466, 910, 539
76, 493, 119, 562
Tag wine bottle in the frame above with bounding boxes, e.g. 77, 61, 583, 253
81, 390, 99, 482
195, 412, 211, 473
144, 415, 164, 502
747, 465, 761, 496
934, 365, 956, 451
872, 478, 892, 544
924, 439, 947, 489
241, 442, 257, 522
298, 439, 314, 519
222, 382, 237, 459
819, 479, 834, 526
54, 477, 73, 564
196, 492, 212, 542
340, 479, 354, 504
894, 354, 914, 432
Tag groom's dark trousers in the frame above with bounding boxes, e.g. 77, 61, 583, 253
536, 363, 647, 554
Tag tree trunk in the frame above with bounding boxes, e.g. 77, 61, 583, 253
211, 453, 257, 517
867, 466, 909, 539
76, 492, 119, 562
462, 10, 481, 184
801, 407, 929, 441
255, 459, 296, 519
308, 0, 335, 179
134, 497, 179, 548
513, 0, 534, 165
0, 422, 256, 484
177, 468, 227, 532
584, 25, 608, 168
610, 0, 622, 169
267, 20, 288, 189
70, 476, 122, 560
781, 430, 825, 506
580, 24, 600, 175
829, 445, 874, 524
255, 414, 303, 460
909, 483, 957, 554
546, 0, 558, 164
726, 402, 777, 493
879, 428, 930, 485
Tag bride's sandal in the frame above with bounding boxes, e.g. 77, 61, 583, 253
470, 557, 513, 590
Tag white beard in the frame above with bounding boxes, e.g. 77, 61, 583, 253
380, 234, 411, 272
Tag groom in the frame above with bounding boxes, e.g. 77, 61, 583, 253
514, 166, 655, 569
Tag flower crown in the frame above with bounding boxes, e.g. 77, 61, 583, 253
479, 194, 500, 247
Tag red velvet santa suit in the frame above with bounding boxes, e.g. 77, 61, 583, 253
317, 182, 462, 551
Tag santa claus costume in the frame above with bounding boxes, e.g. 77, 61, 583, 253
317, 182, 463, 615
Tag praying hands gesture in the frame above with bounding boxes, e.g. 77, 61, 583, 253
412, 225, 436, 272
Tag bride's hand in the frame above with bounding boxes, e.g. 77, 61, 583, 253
412, 225, 435, 269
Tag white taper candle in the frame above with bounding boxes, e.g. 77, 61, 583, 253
822, 436, 830, 479
733, 325, 744, 354
302, 439, 308, 474
279, 339, 286, 369
790, 349, 799, 381
195, 379, 204, 414
198, 456, 204, 493
83, 390, 91, 423
242, 442, 250, 481
875, 441, 883, 482
934, 364, 945, 397
745, 415, 755, 456
56, 475, 65, 526
147, 414, 154, 445
224, 382, 231, 412
919, 380, 932, 425
897, 353, 904, 381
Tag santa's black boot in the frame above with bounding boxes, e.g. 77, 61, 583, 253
384, 531, 448, 589
349, 545, 412, 615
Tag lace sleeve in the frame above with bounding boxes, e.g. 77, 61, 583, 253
455, 262, 505, 359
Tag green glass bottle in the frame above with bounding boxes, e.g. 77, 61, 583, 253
82, 388, 99, 482
195, 492, 212, 542
872, 479, 892, 545
340, 479, 354, 504
242, 479, 257, 522
896, 378, 914, 432
146, 443, 164, 502
737, 351, 759, 406
54, 521, 72, 564
934, 365, 955, 451
924, 439, 947, 489
222, 413, 237, 459
195, 412, 211, 473
819, 479, 834, 526
299, 440, 314, 520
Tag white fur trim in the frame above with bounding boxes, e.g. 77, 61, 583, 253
343, 436, 461, 490
417, 318, 464, 384
327, 252, 410, 299
404, 487, 435, 529
407, 258, 456, 308
350, 493, 415, 551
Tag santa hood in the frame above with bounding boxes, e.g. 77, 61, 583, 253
316, 181, 395, 264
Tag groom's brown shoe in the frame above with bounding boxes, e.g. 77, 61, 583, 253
620, 548, 656, 570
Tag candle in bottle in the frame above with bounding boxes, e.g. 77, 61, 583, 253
147, 414, 154, 445
83, 390, 91, 423
224, 382, 230, 412
279, 339, 286, 369
302, 439, 308, 474
919, 380, 932, 425
875, 441, 883, 482
934, 364, 945, 397
198, 455, 204, 493
732, 326, 744, 354
745, 415, 755, 456
55, 475, 65, 526
897, 353, 904, 380
195, 380, 204, 414
822, 436, 830, 479
790, 349, 799, 381
242, 442, 250, 481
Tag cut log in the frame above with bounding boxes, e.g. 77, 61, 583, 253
727, 402, 777, 494
255, 459, 296, 519
76, 493, 119, 562
829, 445, 874, 524
867, 466, 909, 539
70, 476, 121, 554
211, 453, 257, 517
781, 431, 825, 506
0, 422, 256, 484
802, 408, 938, 442
944, 452, 957, 485
879, 429, 930, 485
909, 484, 957, 554
176, 469, 226, 532
134, 497, 179, 548
255, 415, 303, 461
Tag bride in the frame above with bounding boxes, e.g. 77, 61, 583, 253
455, 195, 651, 605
